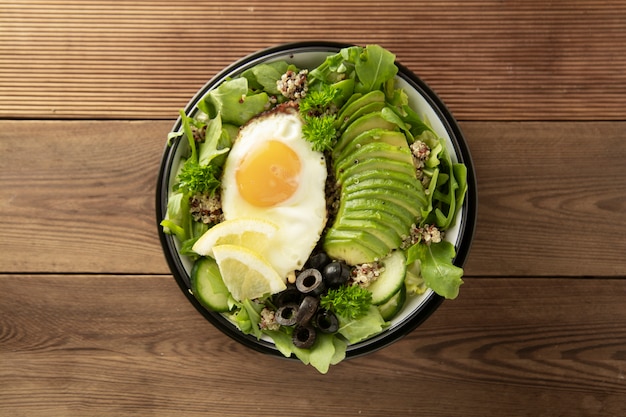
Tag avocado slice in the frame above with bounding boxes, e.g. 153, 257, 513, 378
337, 158, 416, 185
338, 208, 412, 241
340, 197, 418, 229
333, 129, 408, 163
343, 188, 422, 223
336, 90, 387, 131
333, 141, 414, 177
343, 177, 427, 208
336, 90, 386, 127
335, 111, 398, 156
323, 228, 390, 264
334, 217, 403, 250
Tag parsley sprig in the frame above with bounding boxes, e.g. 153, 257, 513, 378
320, 285, 372, 320
175, 160, 221, 195
299, 84, 340, 152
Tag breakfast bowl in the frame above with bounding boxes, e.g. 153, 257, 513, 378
156, 41, 477, 373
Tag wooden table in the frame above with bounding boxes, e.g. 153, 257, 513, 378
1, 1, 625, 416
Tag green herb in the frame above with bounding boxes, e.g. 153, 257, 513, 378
301, 116, 336, 152
320, 285, 372, 320
176, 160, 221, 195
299, 84, 339, 151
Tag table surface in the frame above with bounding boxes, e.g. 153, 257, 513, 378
1, 1, 625, 416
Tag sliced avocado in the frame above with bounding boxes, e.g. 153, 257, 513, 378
343, 177, 427, 208
335, 111, 398, 156
339, 197, 417, 229
323, 238, 380, 266
336, 90, 386, 125
323, 227, 390, 265
334, 217, 403, 250
343, 188, 422, 223
341, 168, 419, 191
333, 129, 408, 162
338, 208, 412, 240
337, 157, 416, 185
338, 101, 387, 131
333, 142, 414, 177
336, 90, 387, 131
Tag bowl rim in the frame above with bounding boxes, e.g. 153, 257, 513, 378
156, 41, 478, 359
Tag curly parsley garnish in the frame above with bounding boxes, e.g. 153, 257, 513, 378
299, 84, 340, 152
176, 160, 221, 195
320, 285, 372, 320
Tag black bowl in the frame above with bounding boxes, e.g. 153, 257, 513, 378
156, 41, 477, 359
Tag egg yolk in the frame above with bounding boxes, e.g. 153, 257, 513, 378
236, 140, 302, 207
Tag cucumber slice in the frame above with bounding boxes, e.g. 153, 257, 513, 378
190, 257, 232, 312
377, 284, 407, 321
367, 250, 407, 305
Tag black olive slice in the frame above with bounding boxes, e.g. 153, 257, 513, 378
295, 295, 319, 325
273, 288, 302, 307
305, 252, 331, 271
295, 268, 325, 295
322, 261, 351, 288
275, 303, 299, 326
314, 309, 339, 334
292, 324, 316, 349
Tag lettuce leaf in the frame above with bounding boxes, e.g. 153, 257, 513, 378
264, 330, 347, 374
337, 306, 387, 344
203, 78, 269, 126
407, 241, 463, 299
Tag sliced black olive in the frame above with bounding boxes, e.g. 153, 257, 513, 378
295, 295, 319, 325
305, 252, 331, 271
275, 303, 299, 326
273, 288, 302, 307
295, 268, 325, 295
292, 324, 316, 349
322, 261, 351, 288
314, 309, 339, 334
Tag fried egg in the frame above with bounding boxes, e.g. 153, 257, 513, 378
220, 109, 328, 279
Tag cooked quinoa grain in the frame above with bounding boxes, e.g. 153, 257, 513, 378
277, 69, 309, 100
189, 193, 224, 224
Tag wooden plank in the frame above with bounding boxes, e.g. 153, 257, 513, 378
0, 120, 624, 276
1, 0, 625, 120
1, 274, 624, 416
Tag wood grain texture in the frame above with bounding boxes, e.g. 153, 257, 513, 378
1, 120, 624, 276
1, 275, 624, 417
1, 0, 625, 120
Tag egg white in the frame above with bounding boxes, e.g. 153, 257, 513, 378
220, 110, 328, 278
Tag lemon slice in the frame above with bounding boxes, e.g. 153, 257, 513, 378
192, 218, 278, 257
212, 244, 287, 302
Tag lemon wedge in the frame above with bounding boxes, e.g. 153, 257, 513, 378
211, 244, 286, 302
192, 218, 278, 257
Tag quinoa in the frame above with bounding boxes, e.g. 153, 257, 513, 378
411, 140, 431, 187
351, 261, 385, 287
189, 193, 224, 224
277, 69, 309, 100
259, 308, 280, 331
403, 223, 443, 248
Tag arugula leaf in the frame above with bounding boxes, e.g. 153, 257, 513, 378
354, 44, 398, 93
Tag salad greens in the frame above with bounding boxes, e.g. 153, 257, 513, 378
161, 44, 469, 373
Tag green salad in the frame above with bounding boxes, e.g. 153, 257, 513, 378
161, 44, 468, 373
